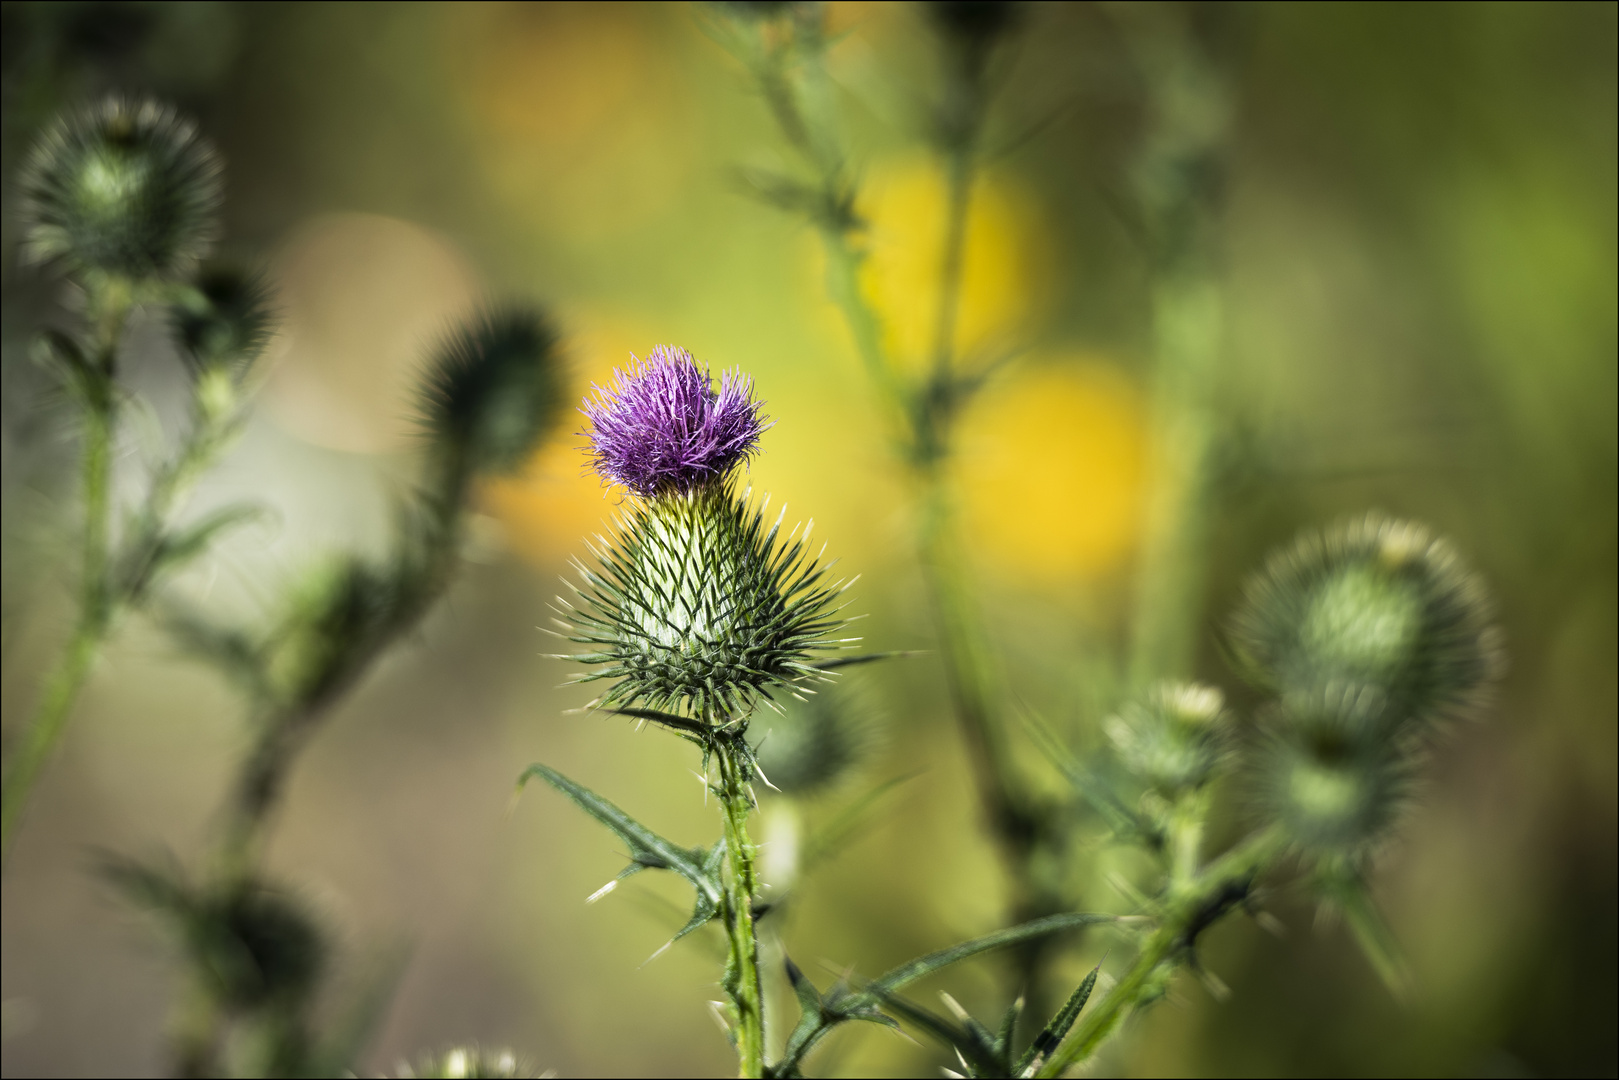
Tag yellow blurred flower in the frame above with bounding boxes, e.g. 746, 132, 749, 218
957, 361, 1147, 583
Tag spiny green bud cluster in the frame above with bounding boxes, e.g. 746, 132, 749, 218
565, 481, 849, 721
19, 97, 221, 281
754, 681, 876, 796
1233, 515, 1499, 854
189, 884, 325, 1010
1107, 682, 1230, 798
418, 307, 565, 482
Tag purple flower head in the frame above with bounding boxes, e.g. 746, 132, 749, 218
581, 345, 769, 497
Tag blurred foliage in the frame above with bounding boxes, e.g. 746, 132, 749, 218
1, 2, 1614, 1077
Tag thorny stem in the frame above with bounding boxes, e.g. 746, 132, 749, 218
1035, 827, 1286, 1078
716, 736, 765, 1078
1, 283, 128, 861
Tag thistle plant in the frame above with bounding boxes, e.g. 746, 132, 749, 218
3, 97, 259, 860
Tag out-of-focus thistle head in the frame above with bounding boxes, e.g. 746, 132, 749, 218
563, 480, 852, 722
754, 681, 877, 796
1251, 717, 1411, 857
1230, 515, 1500, 734
189, 883, 325, 1010
397, 1046, 535, 1079
172, 268, 275, 376
20, 97, 221, 281
581, 345, 768, 498
1107, 681, 1231, 796
419, 306, 565, 481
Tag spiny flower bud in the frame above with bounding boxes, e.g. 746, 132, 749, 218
1106, 682, 1230, 796
581, 345, 768, 497
1229, 515, 1499, 734
1251, 722, 1410, 856
564, 481, 850, 721
398, 1046, 536, 1078
753, 682, 876, 796
20, 97, 221, 281
190, 884, 324, 1010
172, 268, 275, 376
419, 306, 565, 478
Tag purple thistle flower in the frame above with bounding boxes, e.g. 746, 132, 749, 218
582, 346, 769, 497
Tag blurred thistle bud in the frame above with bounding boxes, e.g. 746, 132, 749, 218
581, 345, 768, 498
565, 349, 847, 721
189, 884, 324, 1010
19, 97, 221, 281
1229, 515, 1500, 734
565, 481, 850, 721
172, 268, 275, 376
1106, 681, 1230, 796
1251, 722, 1409, 857
753, 682, 877, 796
927, 1, 1023, 45
399, 1046, 536, 1079
419, 306, 565, 481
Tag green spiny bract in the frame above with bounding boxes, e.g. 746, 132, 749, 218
1106, 682, 1230, 797
1229, 514, 1499, 736
19, 97, 221, 282
563, 480, 851, 723
418, 306, 565, 482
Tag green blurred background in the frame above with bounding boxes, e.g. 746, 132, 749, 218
1, 2, 1613, 1076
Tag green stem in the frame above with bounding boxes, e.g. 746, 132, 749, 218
1036, 827, 1285, 1078
716, 737, 765, 1078
1, 284, 129, 862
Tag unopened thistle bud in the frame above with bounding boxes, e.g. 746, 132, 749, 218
172, 268, 275, 376
1106, 682, 1230, 796
1229, 515, 1499, 734
564, 347, 849, 722
20, 97, 221, 281
1252, 720, 1410, 857
191, 884, 324, 1009
399, 1046, 533, 1079
419, 306, 565, 479
754, 682, 876, 796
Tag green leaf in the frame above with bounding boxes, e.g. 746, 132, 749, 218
781, 957, 826, 1067
863, 913, 1115, 1000
1014, 964, 1100, 1076
516, 763, 722, 943
996, 995, 1024, 1061
869, 992, 1001, 1077
799, 772, 917, 874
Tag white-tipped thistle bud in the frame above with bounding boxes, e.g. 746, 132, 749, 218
19, 97, 221, 281
418, 306, 565, 479
1230, 515, 1500, 735
1106, 681, 1231, 796
398, 1046, 534, 1078
753, 682, 876, 796
566, 481, 849, 722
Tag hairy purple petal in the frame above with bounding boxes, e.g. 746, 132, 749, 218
581, 345, 769, 496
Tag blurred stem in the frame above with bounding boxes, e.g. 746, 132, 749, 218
729, 0, 1061, 996
1128, 271, 1223, 687
1, 282, 129, 862
716, 735, 765, 1078
1036, 826, 1286, 1078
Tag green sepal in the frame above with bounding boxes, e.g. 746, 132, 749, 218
1014, 964, 1100, 1076
516, 764, 723, 943
869, 990, 1003, 1076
